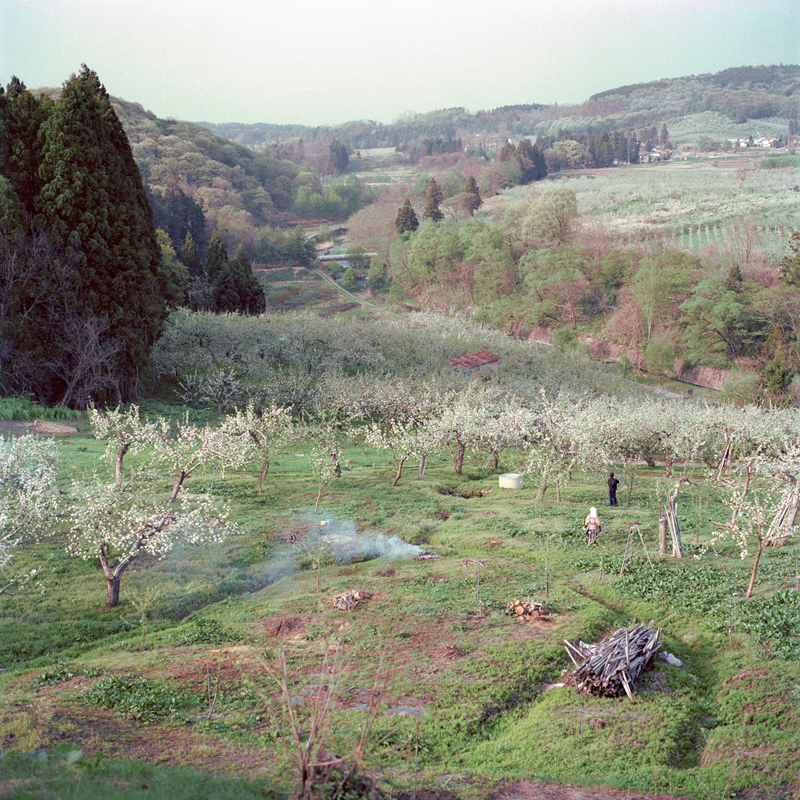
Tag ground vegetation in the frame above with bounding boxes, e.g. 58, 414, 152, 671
1, 310, 799, 798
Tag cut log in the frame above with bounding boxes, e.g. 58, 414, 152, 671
332, 589, 373, 611
506, 598, 550, 619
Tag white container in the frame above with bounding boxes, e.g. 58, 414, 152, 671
499, 473, 523, 489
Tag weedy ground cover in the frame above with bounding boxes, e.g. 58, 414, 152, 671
1, 428, 799, 799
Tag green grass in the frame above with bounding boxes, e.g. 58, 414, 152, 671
0, 396, 84, 422
0, 748, 284, 799
1, 433, 799, 799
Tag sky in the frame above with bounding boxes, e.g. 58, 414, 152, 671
2, 0, 799, 127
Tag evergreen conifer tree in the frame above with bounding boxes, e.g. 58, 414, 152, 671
329, 140, 349, 173
30, 66, 167, 403
205, 230, 228, 283
421, 179, 444, 222
464, 176, 482, 216
0, 78, 50, 217
180, 231, 203, 278
214, 244, 265, 315
395, 199, 419, 233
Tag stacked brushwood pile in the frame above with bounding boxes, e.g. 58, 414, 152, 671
506, 598, 550, 618
564, 624, 661, 699
332, 589, 372, 611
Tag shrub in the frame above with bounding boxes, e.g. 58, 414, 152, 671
87, 675, 196, 721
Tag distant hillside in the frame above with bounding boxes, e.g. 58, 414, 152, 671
200, 65, 800, 149
112, 97, 305, 228
28, 89, 311, 234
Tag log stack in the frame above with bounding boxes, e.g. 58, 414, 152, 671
506, 598, 550, 618
564, 624, 661, 699
332, 589, 372, 611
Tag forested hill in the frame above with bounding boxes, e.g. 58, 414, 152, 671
200, 64, 800, 149
110, 97, 306, 229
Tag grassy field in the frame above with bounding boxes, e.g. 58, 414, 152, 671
1, 413, 799, 800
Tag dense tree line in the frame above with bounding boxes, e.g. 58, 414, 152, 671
397, 137, 464, 162
540, 128, 641, 171
199, 65, 798, 154
378, 179, 800, 402
498, 139, 548, 183
116, 100, 303, 227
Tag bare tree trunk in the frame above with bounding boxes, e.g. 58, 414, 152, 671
169, 469, 188, 502
107, 573, 122, 608
115, 442, 130, 485
392, 458, 406, 487
249, 429, 269, 493
745, 545, 763, 599
454, 439, 465, 475
417, 454, 426, 479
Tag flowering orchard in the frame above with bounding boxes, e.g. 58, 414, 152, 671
0, 435, 60, 594
8, 376, 800, 608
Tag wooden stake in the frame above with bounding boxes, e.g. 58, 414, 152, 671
659, 517, 668, 554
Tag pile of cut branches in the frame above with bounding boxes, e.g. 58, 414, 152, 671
564, 624, 661, 699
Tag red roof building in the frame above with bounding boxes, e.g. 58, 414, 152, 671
446, 350, 501, 373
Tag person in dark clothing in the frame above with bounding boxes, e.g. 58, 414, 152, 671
607, 472, 619, 506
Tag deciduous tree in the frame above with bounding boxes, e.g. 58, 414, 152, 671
0, 434, 60, 595
67, 462, 237, 608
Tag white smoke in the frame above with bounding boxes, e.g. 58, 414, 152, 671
320, 520, 423, 561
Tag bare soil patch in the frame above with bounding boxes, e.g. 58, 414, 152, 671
0, 420, 79, 435
41, 704, 268, 778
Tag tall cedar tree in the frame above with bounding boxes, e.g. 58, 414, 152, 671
34, 67, 168, 403
205, 230, 228, 283
180, 231, 203, 278
422, 178, 444, 222
464, 176, 482, 216
329, 140, 349, 173
395, 198, 419, 234
214, 244, 266, 315
515, 139, 548, 183
0, 78, 50, 216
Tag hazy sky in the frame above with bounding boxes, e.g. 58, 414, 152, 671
2, 0, 799, 127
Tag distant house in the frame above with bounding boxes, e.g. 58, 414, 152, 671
446, 350, 501, 375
